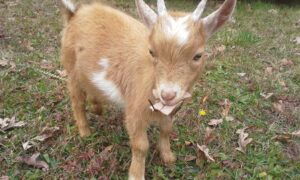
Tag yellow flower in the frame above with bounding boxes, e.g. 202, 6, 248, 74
199, 110, 207, 116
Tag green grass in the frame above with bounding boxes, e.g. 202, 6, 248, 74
1, 0, 300, 179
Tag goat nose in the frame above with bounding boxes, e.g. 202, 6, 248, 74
161, 90, 176, 102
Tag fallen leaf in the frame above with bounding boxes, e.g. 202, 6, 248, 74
202, 95, 209, 104
222, 160, 240, 169
23, 40, 34, 51
278, 80, 286, 87
40, 60, 54, 70
33, 134, 52, 142
281, 58, 294, 66
284, 141, 300, 161
208, 119, 223, 126
184, 155, 197, 162
185, 141, 193, 146
293, 37, 300, 45
268, 9, 278, 14
216, 45, 226, 53
204, 127, 216, 145
260, 92, 274, 99
273, 101, 284, 113
265, 67, 273, 74
272, 134, 292, 143
229, 17, 236, 24
196, 144, 215, 162
291, 130, 300, 137
22, 141, 37, 150
220, 99, 231, 118
236, 127, 253, 153
237, 73, 246, 77
16, 153, 49, 171
56, 70, 67, 77
0, 176, 9, 180
22, 126, 60, 150
0, 117, 26, 132
225, 116, 234, 122
99, 145, 114, 160
0, 60, 9, 67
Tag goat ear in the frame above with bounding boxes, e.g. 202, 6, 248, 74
135, 0, 158, 28
202, 0, 236, 38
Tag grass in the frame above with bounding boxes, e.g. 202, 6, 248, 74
1, 0, 300, 179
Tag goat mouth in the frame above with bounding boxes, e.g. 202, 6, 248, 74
150, 91, 192, 116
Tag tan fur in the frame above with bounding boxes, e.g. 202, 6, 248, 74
61, 1, 231, 179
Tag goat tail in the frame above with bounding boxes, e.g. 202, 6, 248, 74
61, 0, 77, 23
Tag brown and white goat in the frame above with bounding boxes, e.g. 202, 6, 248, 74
60, 0, 236, 178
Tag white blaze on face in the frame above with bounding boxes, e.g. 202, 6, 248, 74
162, 15, 190, 45
91, 58, 124, 106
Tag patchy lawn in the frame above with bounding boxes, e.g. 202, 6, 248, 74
1, 0, 300, 179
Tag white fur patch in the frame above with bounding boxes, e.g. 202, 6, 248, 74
91, 58, 124, 106
62, 0, 76, 13
162, 15, 190, 45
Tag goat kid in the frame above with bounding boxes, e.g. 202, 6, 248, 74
61, 0, 236, 179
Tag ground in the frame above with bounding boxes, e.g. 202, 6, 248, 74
1, 0, 300, 179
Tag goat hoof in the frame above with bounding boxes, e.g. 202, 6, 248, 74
161, 151, 176, 165
79, 127, 92, 137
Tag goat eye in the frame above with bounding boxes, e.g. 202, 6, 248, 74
193, 54, 202, 61
149, 49, 154, 57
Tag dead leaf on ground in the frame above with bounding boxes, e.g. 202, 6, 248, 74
202, 95, 209, 104
56, 70, 67, 77
99, 145, 114, 160
237, 73, 246, 77
220, 99, 231, 118
291, 130, 300, 137
22, 126, 60, 150
268, 9, 278, 14
0, 176, 9, 180
265, 67, 273, 74
184, 155, 197, 162
40, 60, 55, 70
293, 37, 300, 45
284, 141, 300, 161
281, 58, 294, 66
185, 141, 193, 146
236, 127, 253, 153
210, 45, 226, 58
216, 45, 226, 53
273, 101, 284, 113
196, 144, 215, 162
204, 127, 216, 145
272, 134, 292, 143
22, 141, 37, 150
222, 160, 240, 169
0, 117, 26, 132
23, 40, 34, 51
208, 119, 223, 126
16, 152, 49, 171
0, 60, 9, 67
225, 116, 234, 122
278, 80, 287, 87
260, 92, 274, 99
